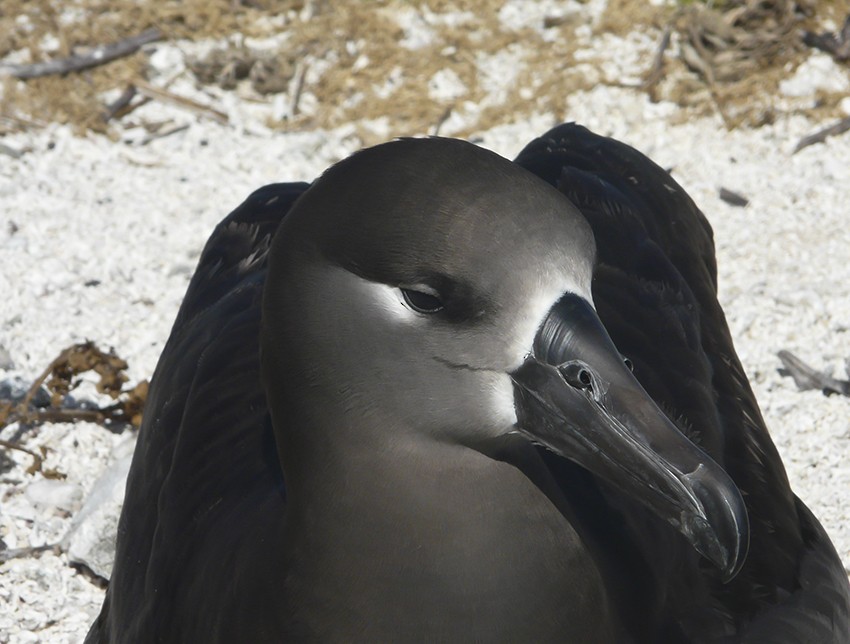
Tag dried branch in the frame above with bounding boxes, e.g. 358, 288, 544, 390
104, 85, 139, 122
777, 350, 850, 397
642, 22, 674, 91
0, 438, 44, 474
1, 29, 163, 80
133, 79, 229, 124
289, 60, 308, 118
0, 113, 48, 130
140, 122, 190, 145
793, 116, 850, 154
0, 543, 60, 564
431, 106, 452, 136
803, 15, 850, 62
609, 21, 675, 92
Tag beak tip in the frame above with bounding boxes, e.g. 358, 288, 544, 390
720, 528, 749, 583
715, 538, 747, 584
685, 497, 749, 583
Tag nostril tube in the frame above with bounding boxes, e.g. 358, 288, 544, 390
559, 361, 594, 391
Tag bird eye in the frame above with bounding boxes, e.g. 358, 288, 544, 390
401, 287, 444, 314
623, 357, 634, 372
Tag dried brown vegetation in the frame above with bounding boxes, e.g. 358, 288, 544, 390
661, 0, 848, 127
1, 0, 846, 139
0, 342, 148, 474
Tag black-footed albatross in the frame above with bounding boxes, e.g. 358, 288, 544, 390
86, 123, 850, 642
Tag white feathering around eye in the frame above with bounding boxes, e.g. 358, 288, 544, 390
504, 271, 594, 371
352, 274, 419, 323
486, 371, 519, 427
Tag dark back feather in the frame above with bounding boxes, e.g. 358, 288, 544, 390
86, 183, 308, 642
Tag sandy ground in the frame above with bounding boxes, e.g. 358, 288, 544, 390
1, 3, 850, 642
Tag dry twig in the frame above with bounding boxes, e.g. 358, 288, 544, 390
614, 22, 674, 92
0, 113, 48, 130
793, 116, 850, 154
0, 543, 60, 564
431, 106, 452, 136
133, 79, 229, 124
140, 122, 190, 145
642, 22, 674, 92
803, 15, 850, 62
104, 85, 140, 122
778, 350, 850, 397
1, 29, 163, 80
289, 61, 309, 118
0, 438, 45, 475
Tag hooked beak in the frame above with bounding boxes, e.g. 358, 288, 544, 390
510, 294, 749, 581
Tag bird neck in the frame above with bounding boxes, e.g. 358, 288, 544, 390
273, 420, 623, 641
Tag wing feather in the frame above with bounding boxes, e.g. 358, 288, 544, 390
516, 123, 850, 641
